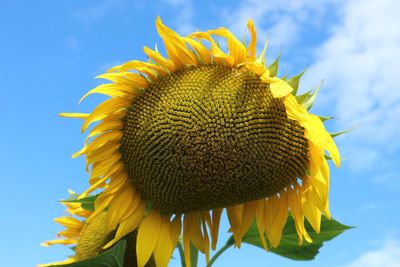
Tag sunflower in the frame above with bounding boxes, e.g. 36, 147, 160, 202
40, 191, 155, 267
58, 17, 340, 267
40, 190, 97, 266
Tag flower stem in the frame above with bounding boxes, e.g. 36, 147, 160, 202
206, 242, 232, 267
177, 241, 187, 267
190, 242, 199, 267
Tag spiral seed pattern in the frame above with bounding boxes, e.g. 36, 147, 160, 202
121, 65, 308, 214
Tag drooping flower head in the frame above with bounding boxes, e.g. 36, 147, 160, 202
55, 17, 340, 267
40, 191, 155, 267
40, 190, 105, 266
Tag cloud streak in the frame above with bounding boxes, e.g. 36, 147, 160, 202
161, 0, 194, 34
219, 0, 337, 50
341, 240, 400, 267
218, 0, 400, 184
307, 0, 400, 177
73, 0, 127, 25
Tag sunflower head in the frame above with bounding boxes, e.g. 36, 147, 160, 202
54, 17, 340, 267
39, 191, 153, 267
39, 190, 95, 266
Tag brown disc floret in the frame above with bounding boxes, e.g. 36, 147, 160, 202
120, 65, 309, 214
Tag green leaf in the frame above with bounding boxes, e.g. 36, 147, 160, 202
61, 194, 99, 212
255, 34, 269, 65
287, 69, 307, 96
330, 123, 360, 138
268, 50, 282, 77
295, 81, 323, 110
318, 115, 333, 122
239, 215, 352, 261
295, 90, 311, 104
49, 240, 127, 267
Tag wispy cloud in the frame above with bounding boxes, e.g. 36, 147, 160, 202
161, 0, 194, 34
218, 0, 400, 184
73, 0, 127, 25
65, 37, 79, 50
340, 240, 400, 267
219, 0, 337, 50
306, 0, 400, 177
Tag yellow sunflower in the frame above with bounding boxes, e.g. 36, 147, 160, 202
58, 17, 340, 267
40, 190, 123, 266
40, 190, 94, 266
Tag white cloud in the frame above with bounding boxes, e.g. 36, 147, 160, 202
161, 0, 194, 34
341, 240, 400, 267
73, 0, 127, 25
219, 0, 336, 49
306, 0, 400, 175
219, 0, 400, 181
65, 37, 79, 50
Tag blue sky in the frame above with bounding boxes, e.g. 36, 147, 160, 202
1, 0, 400, 266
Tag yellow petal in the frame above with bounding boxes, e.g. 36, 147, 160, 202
119, 60, 159, 81
184, 37, 212, 64
211, 208, 222, 250
247, 19, 257, 61
183, 214, 192, 267
208, 28, 247, 65
210, 44, 234, 65
54, 217, 83, 230
226, 205, 243, 247
189, 32, 233, 65
57, 229, 81, 239
85, 119, 123, 144
41, 238, 77, 247
261, 75, 293, 98
201, 211, 212, 229
86, 151, 121, 174
99, 172, 128, 198
81, 98, 131, 132
156, 17, 197, 68
287, 186, 312, 244
255, 199, 268, 250
103, 201, 146, 249
73, 130, 122, 158
86, 144, 121, 166
284, 95, 340, 168
265, 194, 289, 248
243, 61, 267, 76
81, 164, 123, 198
143, 46, 175, 72
58, 112, 89, 119
37, 257, 75, 267
96, 72, 148, 88
79, 83, 137, 103
106, 187, 139, 232
302, 183, 322, 233
188, 213, 205, 253
88, 175, 128, 221
154, 216, 174, 267
88, 157, 123, 185
202, 218, 211, 263
106, 64, 122, 73
308, 115, 340, 167
118, 60, 169, 80
136, 210, 162, 267
87, 195, 114, 223
170, 215, 182, 246
236, 201, 257, 246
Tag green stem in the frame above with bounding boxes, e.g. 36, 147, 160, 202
177, 241, 187, 267
190, 242, 199, 267
206, 242, 232, 267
